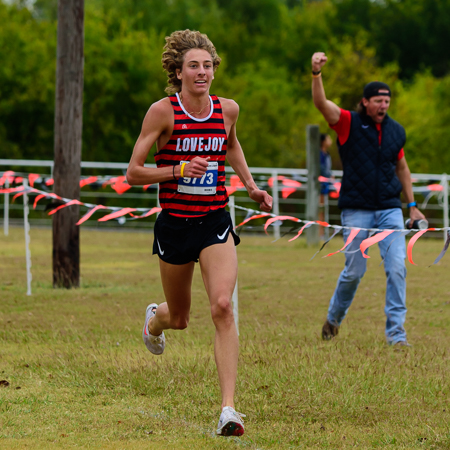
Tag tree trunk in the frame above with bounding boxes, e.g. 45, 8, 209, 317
52, 0, 84, 288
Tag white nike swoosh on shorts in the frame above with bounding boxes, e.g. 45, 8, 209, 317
217, 225, 230, 241
156, 239, 165, 255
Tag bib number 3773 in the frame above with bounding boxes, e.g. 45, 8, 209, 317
177, 161, 218, 195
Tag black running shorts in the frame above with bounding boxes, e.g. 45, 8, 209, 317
152, 208, 240, 265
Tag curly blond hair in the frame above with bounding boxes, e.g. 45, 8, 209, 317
162, 29, 221, 94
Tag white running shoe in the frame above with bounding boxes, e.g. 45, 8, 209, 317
142, 303, 165, 355
216, 406, 245, 436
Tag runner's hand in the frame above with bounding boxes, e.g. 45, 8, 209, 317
183, 157, 210, 178
312, 52, 327, 72
249, 189, 273, 212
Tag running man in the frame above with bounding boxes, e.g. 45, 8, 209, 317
127, 29, 272, 436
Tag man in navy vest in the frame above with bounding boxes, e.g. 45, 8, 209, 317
311, 52, 426, 346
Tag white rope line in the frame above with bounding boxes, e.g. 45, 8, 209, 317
232, 204, 450, 233
3, 184, 450, 233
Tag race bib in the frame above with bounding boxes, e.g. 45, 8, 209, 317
177, 161, 218, 195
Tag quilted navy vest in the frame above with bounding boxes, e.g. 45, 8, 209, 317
337, 112, 405, 210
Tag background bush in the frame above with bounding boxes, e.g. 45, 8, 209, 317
1, 0, 449, 172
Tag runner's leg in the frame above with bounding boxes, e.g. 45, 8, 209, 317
149, 260, 195, 336
199, 235, 238, 409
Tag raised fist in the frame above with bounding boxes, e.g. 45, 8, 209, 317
312, 52, 328, 72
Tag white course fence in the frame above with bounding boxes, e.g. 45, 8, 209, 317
1, 159, 449, 241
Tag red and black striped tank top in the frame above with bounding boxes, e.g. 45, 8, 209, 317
155, 93, 229, 217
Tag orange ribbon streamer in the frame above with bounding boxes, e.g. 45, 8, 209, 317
427, 184, 443, 192
264, 215, 300, 234
0, 171, 15, 186
28, 173, 40, 187
0, 186, 24, 195
33, 192, 60, 209
98, 208, 137, 222
288, 221, 315, 242
324, 228, 360, 257
268, 176, 302, 199
407, 228, 435, 265
234, 213, 271, 229
48, 199, 83, 215
80, 176, 98, 188
226, 175, 245, 195
360, 230, 395, 259
130, 207, 162, 219
76, 205, 109, 225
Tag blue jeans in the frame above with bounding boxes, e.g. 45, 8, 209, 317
327, 208, 407, 344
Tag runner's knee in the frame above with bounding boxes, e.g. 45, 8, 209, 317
169, 314, 189, 330
210, 296, 234, 324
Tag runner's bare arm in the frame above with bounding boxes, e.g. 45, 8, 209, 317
127, 100, 208, 185
223, 99, 273, 212
311, 52, 341, 126
127, 99, 175, 185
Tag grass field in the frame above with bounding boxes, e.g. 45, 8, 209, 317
1, 226, 450, 449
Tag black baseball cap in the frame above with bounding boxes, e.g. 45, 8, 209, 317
363, 81, 391, 99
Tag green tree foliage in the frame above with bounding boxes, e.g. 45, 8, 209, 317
0, 2, 55, 159
390, 72, 450, 174
316, 35, 399, 111
331, 0, 450, 79
82, 5, 167, 161
0, 0, 449, 173
218, 60, 304, 168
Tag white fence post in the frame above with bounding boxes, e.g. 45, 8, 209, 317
271, 170, 280, 239
23, 179, 32, 296
229, 196, 239, 335
4, 178, 9, 236
443, 173, 449, 241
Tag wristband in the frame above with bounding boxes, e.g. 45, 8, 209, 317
172, 165, 177, 180
312, 70, 321, 76
180, 162, 186, 178
407, 201, 417, 208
